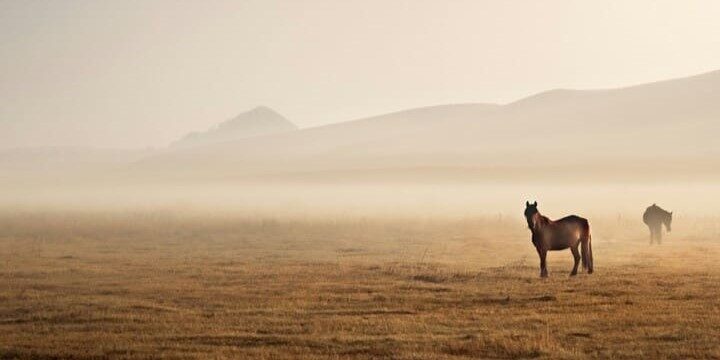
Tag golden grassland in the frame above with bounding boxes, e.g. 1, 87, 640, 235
1, 211, 720, 359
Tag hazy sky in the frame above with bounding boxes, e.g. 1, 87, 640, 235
2, 0, 720, 149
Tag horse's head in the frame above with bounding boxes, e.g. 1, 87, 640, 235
664, 211, 673, 232
524, 201, 538, 229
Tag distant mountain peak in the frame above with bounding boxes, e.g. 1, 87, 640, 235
172, 106, 298, 148
248, 105, 275, 113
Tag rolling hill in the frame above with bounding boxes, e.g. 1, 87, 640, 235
3, 70, 720, 185
133, 70, 720, 182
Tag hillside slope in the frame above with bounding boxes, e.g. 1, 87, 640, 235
134, 70, 720, 181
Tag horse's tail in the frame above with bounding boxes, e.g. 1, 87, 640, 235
580, 220, 594, 274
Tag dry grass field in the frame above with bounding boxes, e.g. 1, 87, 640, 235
2, 210, 720, 359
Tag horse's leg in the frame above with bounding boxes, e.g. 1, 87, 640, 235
657, 225, 662, 245
649, 226, 655, 245
570, 245, 580, 276
587, 240, 594, 274
539, 248, 548, 278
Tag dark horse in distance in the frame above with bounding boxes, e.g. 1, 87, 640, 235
643, 203, 672, 244
524, 201, 593, 277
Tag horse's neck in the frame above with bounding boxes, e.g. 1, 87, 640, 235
532, 213, 550, 231
651, 206, 667, 216
653, 208, 668, 218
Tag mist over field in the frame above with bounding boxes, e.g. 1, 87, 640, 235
2, 69, 720, 219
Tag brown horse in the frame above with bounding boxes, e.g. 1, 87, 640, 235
524, 201, 593, 277
643, 203, 672, 244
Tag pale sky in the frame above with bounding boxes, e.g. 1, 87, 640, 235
1, 0, 720, 149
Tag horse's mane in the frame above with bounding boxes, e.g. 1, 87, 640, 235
530, 212, 551, 232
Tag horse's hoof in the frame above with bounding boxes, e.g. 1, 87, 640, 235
570, 272, 577, 277
587, 269, 594, 274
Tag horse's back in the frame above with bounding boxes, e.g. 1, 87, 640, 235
555, 215, 590, 238
548, 215, 590, 248
556, 215, 589, 228
644, 205, 663, 225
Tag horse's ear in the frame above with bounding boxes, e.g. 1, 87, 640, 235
526, 201, 530, 207
532, 201, 537, 206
